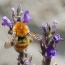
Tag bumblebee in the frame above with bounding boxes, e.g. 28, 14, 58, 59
4, 22, 31, 52
3, 5, 40, 65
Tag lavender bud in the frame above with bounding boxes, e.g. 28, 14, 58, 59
51, 20, 57, 33
11, 7, 16, 14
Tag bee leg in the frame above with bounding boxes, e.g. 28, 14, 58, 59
8, 28, 13, 35
11, 42, 14, 46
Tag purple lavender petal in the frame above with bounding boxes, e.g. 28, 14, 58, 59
53, 34, 63, 44
23, 10, 32, 24
51, 50, 58, 56
45, 45, 58, 58
2, 16, 13, 28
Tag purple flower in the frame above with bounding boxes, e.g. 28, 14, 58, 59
2, 16, 13, 28
45, 45, 58, 58
23, 10, 32, 24
53, 34, 63, 44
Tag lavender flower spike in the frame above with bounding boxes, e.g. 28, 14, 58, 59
23, 10, 32, 24
2, 16, 13, 28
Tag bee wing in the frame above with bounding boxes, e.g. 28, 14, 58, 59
28, 31, 43, 42
4, 42, 13, 48
4, 32, 17, 48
